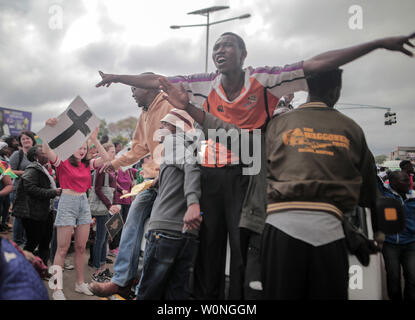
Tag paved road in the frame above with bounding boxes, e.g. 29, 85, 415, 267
45, 250, 116, 300
3, 220, 119, 300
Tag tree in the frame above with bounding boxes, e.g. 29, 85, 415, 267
375, 154, 388, 164
116, 117, 137, 139
98, 119, 109, 141
111, 134, 129, 147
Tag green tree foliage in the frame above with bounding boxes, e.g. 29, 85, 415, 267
116, 117, 137, 138
98, 119, 109, 141
111, 134, 129, 147
375, 154, 388, 164
99, 116, 138, 146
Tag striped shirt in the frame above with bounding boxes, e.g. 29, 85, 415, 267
169, 62, 308, 166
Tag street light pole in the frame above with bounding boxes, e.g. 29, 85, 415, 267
335, 103, 397, 126
170, 6, 251, 73
205, 12, 209, 73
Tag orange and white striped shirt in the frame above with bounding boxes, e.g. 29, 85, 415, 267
169, 62, 308, 167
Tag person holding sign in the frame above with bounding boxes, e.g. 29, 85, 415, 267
42, 118, 110, 300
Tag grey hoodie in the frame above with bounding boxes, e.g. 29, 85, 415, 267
148, 133, 201, 236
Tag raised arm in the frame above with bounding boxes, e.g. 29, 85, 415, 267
42, 118, 59, 163
95, 71, 163, 89
303, 32, 415, 75
89, 127, 110, 168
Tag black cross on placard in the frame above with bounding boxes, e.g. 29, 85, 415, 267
49, 109, 93, 149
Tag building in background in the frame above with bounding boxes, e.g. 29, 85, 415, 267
0, 107, 32, 137
389, 146, 415, 161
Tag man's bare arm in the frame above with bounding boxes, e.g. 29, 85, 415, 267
303, 32, 415, 75
96, 71, 163, 89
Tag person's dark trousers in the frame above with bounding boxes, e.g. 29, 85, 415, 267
50, 226, 57, 264
382, 241, 415, 300
193, 165, 249, 300
21, 214, 54, 265
0, 195, 10, 225
261, 224, 349, 300
109, 204, 130, 250
92, 214, 110, 269
11, 190, 27, 246
12, 217, 26, 246
49, 210, 57, 263
136, 230, 198, 300
243, 230, 263, 300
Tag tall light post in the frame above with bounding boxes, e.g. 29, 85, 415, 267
336, 103, 397, 126
170, 6, 251, 72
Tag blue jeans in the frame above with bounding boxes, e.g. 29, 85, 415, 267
93, 214, 110, 270
112, 188, 157, 287
382, 241, 415, 300
136, 230, 198, 300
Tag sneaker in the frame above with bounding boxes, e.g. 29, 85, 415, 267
64, 261, 74, 270
92, 271, 109, 283
107, 249, 116, 257
52, 290, 66, 300
106, 258, 113, 264
75, 282, 94, 296
102, 268, 113, 280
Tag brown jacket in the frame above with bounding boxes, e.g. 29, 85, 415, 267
266, 101, 379, 214
112, 93, 172, 178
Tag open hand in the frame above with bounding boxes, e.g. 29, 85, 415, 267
90, 126, 99, 141
96, 71, 120, 88
381, 32, 415, 56
158, 77, 189, 110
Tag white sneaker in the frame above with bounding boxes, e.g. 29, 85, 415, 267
52, 290, 66, 300
75, 282, 94, 296
64, 261, 74, 270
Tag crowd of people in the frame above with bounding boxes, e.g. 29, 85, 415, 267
1, 30, 414, 300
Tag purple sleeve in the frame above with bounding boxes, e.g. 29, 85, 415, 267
130, 168, 138, 177
94, 170, 112, 210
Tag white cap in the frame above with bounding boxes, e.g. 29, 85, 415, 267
160, 108, 194, 132
0, 142, 8, 151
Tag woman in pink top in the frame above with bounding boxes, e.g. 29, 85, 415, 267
42, 118, 110, 300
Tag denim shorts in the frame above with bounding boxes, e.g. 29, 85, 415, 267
54, 193, 92, 227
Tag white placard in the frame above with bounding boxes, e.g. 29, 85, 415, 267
37, 96, 100, 161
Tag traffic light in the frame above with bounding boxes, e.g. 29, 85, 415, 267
384, 111, 397, 125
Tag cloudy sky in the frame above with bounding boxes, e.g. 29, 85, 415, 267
0, 0, 414, 156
